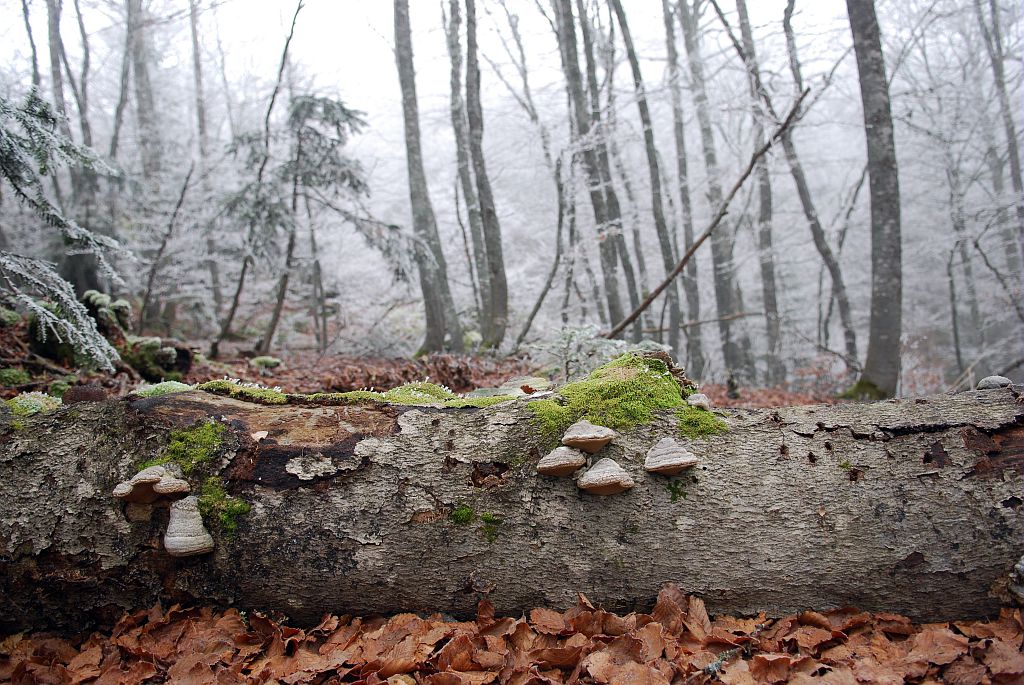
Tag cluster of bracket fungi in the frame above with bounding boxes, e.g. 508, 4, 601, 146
112, 465, 214, 557
537, 418, 701, 495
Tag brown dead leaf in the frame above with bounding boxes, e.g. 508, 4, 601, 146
713, 613, 765, 636
875, 613, 916, 636
907, 626, 970, 666
979, 637, 1024, 677
798, 611, 833, 630
718, 658, 757, 685
529, 609, 566, 636
651, 585, 688, 637
787, 626, 838, 654
850, 656, 905, 685
582, 650, 671, 685
684, 596, 712, 642
942, 655, 989, 685
749, 653, 808, 684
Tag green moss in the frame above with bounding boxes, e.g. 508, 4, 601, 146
0, 368, 31, 386
197, 379, 288, 405
301, 385, 516, 409
480, 512, 502, 543
10, 419, 25, 431
675, 406, 728, 439
450, 504, 476, 525
665, 480, 688, 502
838, 379, 888, 401
839, 459, 851, 470
143, 420, 226, 474
135, 380, 193, 397
4, 392, 61, 417
197, 477, 251, 536
48, 375, 77, 398
527, 353, 688, 445
250, 356, 282, 369
0, 308, 21, 327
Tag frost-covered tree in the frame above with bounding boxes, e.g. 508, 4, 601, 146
0, 91, 120, 370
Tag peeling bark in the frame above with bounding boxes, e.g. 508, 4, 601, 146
1, 387, 1022, 634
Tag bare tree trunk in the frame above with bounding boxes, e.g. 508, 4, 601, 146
609, 0, 682, 355
947, 247, 965, 376
138, 166, 194, 334
108, 5, 132, 161
189, 0, 224, 318
677, 0, 744, 378
465, 0, 508, 349
2, 384, 1021, 633
777, 0, 860, 371
974, 0, 1024, 266
662, 0, 705, 378
554, 0, 625, 334
443, 0, 489, 335
583, 9, 643, 343
733, 0, 783, 385
21, 0, 41, 88
128, 0, 162, 182
395, 0, 464, 354
847, 0, 903, 398
946, 160, 983, 350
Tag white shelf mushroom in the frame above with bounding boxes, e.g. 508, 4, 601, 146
112, 465, 190, 504
977, 376, 1012, 390
561, 419, 617, 454
686, 393, 712, 411
537, 446, 587, 476
644, 437, 699, 475
164, 496, 215, 557
577, 458, 634, 495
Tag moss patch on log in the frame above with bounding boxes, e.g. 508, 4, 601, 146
527, 353, 688, 444
298, 384, 517, 409
141, 420, 226, 474
676, 406, 728, 439
198, 477, 250, 536
839, 378, 888, 401
4, 392, 61, 417
0, 368, 31, 386
197, 379, 288, 405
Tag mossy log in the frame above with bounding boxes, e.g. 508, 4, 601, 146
0, 386, 1022, 633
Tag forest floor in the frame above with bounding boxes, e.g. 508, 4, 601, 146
2, 589, 1021, 684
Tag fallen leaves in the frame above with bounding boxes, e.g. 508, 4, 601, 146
1, 587, 1021, 684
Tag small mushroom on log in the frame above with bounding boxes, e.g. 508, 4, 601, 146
577, 458, 634, 495
536, 446, 587, 477
561, 419, 617, 454
112, 465, 190, 504
644, 438, 699, 475
163, 496, 215, 557
977, 376, 1013, 390
686, 393, 712, 411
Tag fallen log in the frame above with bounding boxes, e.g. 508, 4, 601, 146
1, 366, 1022, 633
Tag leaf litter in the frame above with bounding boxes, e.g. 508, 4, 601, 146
1, 586, 1021, 684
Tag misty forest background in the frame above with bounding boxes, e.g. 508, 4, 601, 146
0, 0, 1021, 398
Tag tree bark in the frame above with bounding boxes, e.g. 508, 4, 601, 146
395, 0, 464, 354
734, 0, 783, 386
609, 0, 681, 356
128, 0, 162, 182
677, 0, 747, 379
847, 0, 903, 397
662, 0, 705, 378
465, 0, 508, 350
1, 385, 1021, 634
443, 0, 489, 335
553, 0, 625, 333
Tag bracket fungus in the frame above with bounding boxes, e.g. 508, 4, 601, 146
561, 419, 617, 454
686, 393, 712, 411
112, 465, 191, 504
577, 458, 634, 495
977, 375, 1012, 390
164, 496, 215, 557
537, 446, 587, 477
644, 437, 699, 475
